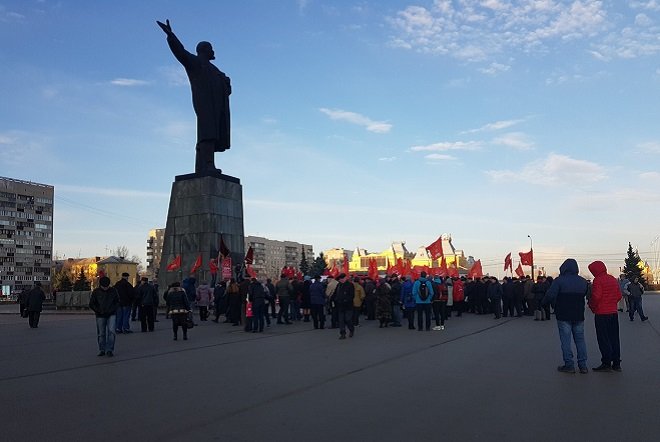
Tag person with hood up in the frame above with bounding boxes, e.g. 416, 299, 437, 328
588, 261, 622, 372
195, 281, 213, 321
625, 276, 648, 322
542, 259, 590, 374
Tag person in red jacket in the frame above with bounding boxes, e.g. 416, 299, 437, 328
588, 261, 623, 372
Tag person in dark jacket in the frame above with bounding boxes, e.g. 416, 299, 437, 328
212, 280, 226, 323
625, 277, 648, 322
275, 275, 293, 325
389, 276, 403, 327
364, 277, 376, 320
309, 275, 326, 329
542, 259, 590, 374
400, 277, 416, 329
89, 276, 120, 356
182, 277, 197, 326
512, 278, 525, 317
114, 272, 135, 333
487, 276, 503, 319
335, 273, 355, 339
266, 278, 277, 319
137, 277, 159, 332
248, 278, 266, 332
501, 277, 515, 318
165, 282, 190, 340
26, 282, 46, 328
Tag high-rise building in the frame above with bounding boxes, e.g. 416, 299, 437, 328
0, 176, 54, 296
245, 236, 313, 279
146, 228, 165, 281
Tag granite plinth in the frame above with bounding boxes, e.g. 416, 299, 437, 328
158, 173, 244, 289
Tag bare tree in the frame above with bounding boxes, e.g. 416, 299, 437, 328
113, 245, 130, 259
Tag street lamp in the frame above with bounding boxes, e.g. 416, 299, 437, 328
528, 235, 534, 282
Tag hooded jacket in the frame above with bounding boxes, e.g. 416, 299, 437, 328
587, 261, 622, 315
412, 277, 434, 304
542, 259, 589, 322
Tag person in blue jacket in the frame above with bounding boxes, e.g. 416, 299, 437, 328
400, 276, 416, 329
412, 272, 434, 332
542, 259, 590, 374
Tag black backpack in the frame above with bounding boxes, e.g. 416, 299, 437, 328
419, 281, 429, 301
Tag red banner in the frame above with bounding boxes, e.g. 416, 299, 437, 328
342, 253, 349, 276
467, 260, 483, 279
166, 255, 181, 272
515, 263, 525, 278
504, 253, 512, 272
221, 257, 232, 279
190, 254, 202, 274
209, 258, 218, 275
519, 250, 533, 266
425, 236, 444, 260
244, 246, 254, 265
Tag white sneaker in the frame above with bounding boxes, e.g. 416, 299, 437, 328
432, 326, 441, 331
440, 325, 445, 330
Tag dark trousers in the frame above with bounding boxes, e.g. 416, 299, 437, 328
277, 297, 291, 323
454, 300, 464, 317
432, 301, 446, 326
352, 306, 361, 326
198, 306, 209, 321
416, 304, 432, 331
140, 305, 155, 331
172, 314, 188, 338
338, 309, 354, 337
629, 297, 647, 320
502, 297, 514, 317
131, 303, 139, 320
311, 304, 325, 329
28, 311, 41, 328
270, 300, 277, 318
514, 296, 524, 316
491, 297, 502, 318
251, 304, 265, 332
331, 306, 339, 328
405, 308, 416, 328
365, 298, 376, 320
594, 313, 620, 365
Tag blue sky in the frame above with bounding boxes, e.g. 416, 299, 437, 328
1, 0, 659, 277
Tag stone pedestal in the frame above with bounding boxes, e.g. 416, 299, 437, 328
158, 171, 244, 290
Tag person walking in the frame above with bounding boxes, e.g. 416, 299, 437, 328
617, 274, 630, 313
26, 282, 46, 328
375, 278, 392, 328
413, 272, 434, 332
89, 276, 120, 356
165, 282, 191, 341
588, 261, 622, 372
114, 272, 135, 333
309, 275, 326, 329
248, 278, 266, 333
275, 274, 293, 325
137, 277, 158, 332
626, 277, 648, 322
335, 273, 355, 340
352, 277, 366, 327
542, 259, 590, 374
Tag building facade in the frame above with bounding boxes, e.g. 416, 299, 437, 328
245, 236, 313, 280
146, 228, 165, 281
0, 176, 54, 296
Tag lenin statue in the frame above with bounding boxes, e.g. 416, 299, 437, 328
157, 19, 231, 174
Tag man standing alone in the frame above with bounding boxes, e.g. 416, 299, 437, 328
26, 282, 46, 328
89, 277, 120, 357
542, 259, 590, 374
588, 261, 622, 372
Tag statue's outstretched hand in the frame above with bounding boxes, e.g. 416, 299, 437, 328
157, 19, 173, 35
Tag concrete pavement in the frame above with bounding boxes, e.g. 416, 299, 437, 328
1, 295, 659, 441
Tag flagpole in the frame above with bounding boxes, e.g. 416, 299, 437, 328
528, 235, 534, 282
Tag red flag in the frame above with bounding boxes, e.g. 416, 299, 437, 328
504, 253, 513, 272
425, 236, 444, 260
221, 257, 232, 279
368, 258, 379, 281
329, 262, 340, 278
209, 258, 219, 274
244, 246, 254, 265
439, 256, 449, 277
190, 254, 202, 274
448, 263, 459, 278
396, 257, 404, 275
342, 253, 349, 275
410, 266, 420, 281
467, 260, 483, 279
519, 250, 533, 266
246, 264, 257, 278
515, 263, 525, 278
403, 259, 412, 277
386, 259, 395, 276
166, 255, 181, 272
219, 235, 231, 258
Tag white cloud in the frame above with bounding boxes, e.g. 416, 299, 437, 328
640, 171, 660, 181
638, 141, 660, 152
462, 118, 526, 134
319, 108, 392, 133
491, 132, 534, 150
478, 62, 511, 75
55, 184, 169, 199
378, 156, 397, 162
425, 153, 457, 161
386, 1, 660, 63
158, 66, 188, 87
486, 153, 607, 186
110, 78, 149, 87
0, 130, 55, 168
410, 140, 482, 152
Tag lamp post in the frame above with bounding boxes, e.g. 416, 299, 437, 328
528, 234, 534, 282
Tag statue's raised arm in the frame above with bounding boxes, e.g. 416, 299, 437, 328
156, 19, 173, 36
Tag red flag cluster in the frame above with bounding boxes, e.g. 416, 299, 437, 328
425, 236, 444, 260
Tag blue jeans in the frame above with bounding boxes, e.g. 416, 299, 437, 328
96, 315, 116, 352
557, 320, 587, 369
116, 306, 131, 331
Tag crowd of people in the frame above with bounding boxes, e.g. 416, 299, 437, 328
17, 259, 651, 373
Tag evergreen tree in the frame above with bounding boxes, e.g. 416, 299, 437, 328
53, 270, 73, 291
73, 268, 91, 291
299, 247, 310, 276
310, 252, 328, 277
623, 242, 645, 285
